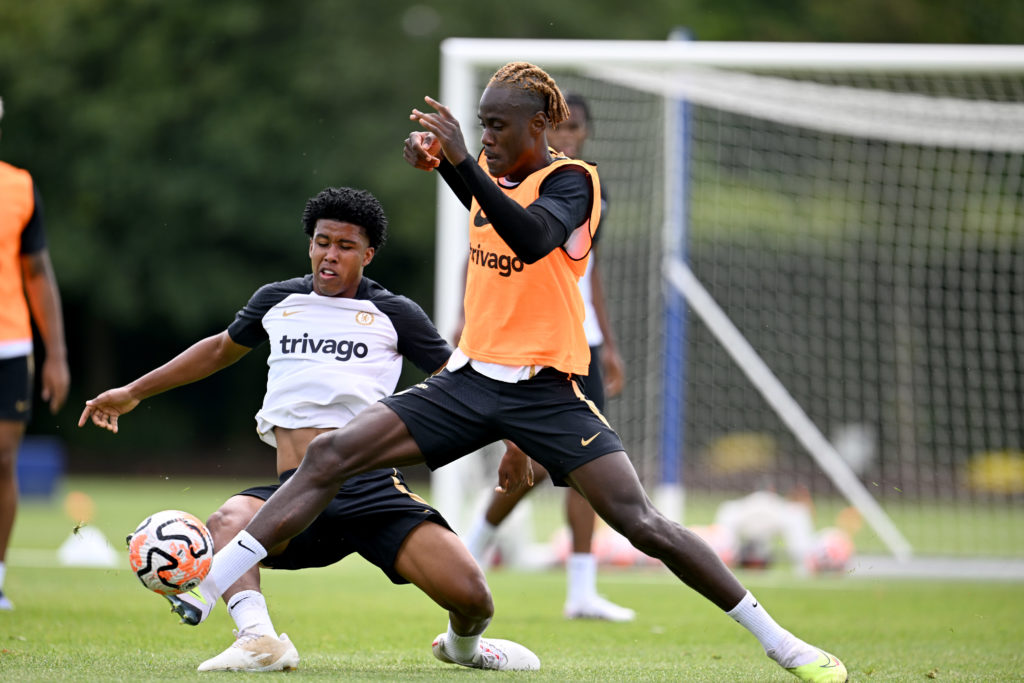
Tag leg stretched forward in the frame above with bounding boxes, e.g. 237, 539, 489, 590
246, 403, 425, 549
568, 450, 745, 610
171, 404, 424, 626
568, 451, 847, 682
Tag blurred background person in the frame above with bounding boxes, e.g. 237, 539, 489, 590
0, 95, 70, 610
690, 487, 857, 576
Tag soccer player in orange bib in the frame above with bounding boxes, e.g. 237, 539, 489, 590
461, 92, 635, 622
0, 96, 70, 612
173, 63, 847, 683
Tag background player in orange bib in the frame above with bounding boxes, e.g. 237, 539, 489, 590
0, 96, 70, 611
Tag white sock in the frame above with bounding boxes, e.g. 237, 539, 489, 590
0, 561, 6, 590
464, 518, 497, 564
727, 591, 789, 653
566, 553, 597, 605
203, 531, 267, 599
227, 590, 276, 638
443, 621, 481, 662
727, 591, 816, 667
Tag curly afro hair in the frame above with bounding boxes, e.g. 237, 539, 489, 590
301, 187, 388, 251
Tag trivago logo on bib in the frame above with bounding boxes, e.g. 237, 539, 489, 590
469, 243, 524, 277
278, 333, 368, 361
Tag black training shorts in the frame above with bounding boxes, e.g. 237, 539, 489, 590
0, 355, 33, 422
382, 364, 624, 487
237, 467, 450, 584
580, 344, 605, 412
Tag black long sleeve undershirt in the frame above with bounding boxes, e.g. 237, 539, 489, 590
436, 156, 578, 264
436, 158, 473, 209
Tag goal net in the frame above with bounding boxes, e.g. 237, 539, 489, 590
431, 39, 1024, 567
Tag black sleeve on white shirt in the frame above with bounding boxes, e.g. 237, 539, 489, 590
227, 276, 312, 348
364, 279, 453, 374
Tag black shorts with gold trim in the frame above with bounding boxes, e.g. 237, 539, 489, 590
0, 355, 33, 422
237, 467, 450, 584
382, 364, 625, 487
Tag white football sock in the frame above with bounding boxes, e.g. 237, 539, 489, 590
727, 591, 788, 653
227, 590, 276, 638
443, 621, 481, 662
727, 591, 817, 667
566, 553, 598, 604
0, 561, 6, 589
464, 518, 498, 564
203, 531, 267, 599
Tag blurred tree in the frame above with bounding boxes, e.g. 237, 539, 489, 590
0, 0, 1020, 467
1, 1, 450, 459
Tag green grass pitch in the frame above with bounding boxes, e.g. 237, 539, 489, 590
1, 476, 1022, 681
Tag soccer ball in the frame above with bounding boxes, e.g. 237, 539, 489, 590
127, 509, 213, 595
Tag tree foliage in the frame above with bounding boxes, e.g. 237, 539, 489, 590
1, 0, 1020, 461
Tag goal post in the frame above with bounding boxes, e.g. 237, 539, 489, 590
431, 38, 1024, 565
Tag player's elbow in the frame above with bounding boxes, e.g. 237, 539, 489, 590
515, 249, 546, 265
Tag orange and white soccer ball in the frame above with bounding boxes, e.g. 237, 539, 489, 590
127, 510, 213, 595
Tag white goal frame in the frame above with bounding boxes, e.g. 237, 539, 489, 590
431, 38, 1024, 563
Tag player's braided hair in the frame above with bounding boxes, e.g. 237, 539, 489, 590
302, 186, 388, 251
487, 62, 570, 127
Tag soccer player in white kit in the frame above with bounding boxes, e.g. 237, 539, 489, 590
80, 187, 539, 672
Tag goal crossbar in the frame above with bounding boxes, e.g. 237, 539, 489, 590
443, 38, 1024, 72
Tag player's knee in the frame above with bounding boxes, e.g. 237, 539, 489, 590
454, 573, 494, 621
0, 439, 19, 474
305, 432, 352, 481
307, 430, 382, 485
619, 509, 672, 555
206, 500, 254, 544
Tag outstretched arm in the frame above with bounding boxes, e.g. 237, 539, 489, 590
78, 330, 250, 433
21, 249, 69, 414
408, 96, 574, 263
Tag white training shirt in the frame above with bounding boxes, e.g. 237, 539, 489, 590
578, 257, 602, 347
227, 274, 450, 447
580, 190, 610, 347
